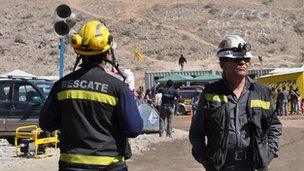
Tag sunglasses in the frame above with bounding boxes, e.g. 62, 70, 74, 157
221, 57, 251, 63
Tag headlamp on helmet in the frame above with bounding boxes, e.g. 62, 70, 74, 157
216, 35, 253, 59
217, 42, 251, 56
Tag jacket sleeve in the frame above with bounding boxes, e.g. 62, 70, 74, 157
189, 94, 214, 169
174, 89, 181, 99
115, 86, 143, 138
267, 91, 282, 158
39, 82, 61, 132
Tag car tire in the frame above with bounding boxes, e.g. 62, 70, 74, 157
177, 105, 186, 115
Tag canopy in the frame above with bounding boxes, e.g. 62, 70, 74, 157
38, 75, 59, 82
269, 67, 304, 75
156, 74, 193, 83
258, 68, 304, 99
1, 69, 36, 78
191, 74, 222, 82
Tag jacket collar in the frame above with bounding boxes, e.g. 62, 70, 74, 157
222, 76, 255, 92
246, 76, 256, 90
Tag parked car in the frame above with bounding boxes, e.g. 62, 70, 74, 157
175, 86, 203, 115
0, 76, 53, 145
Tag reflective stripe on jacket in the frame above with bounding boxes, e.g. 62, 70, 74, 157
59, 153, 124, 165
189, 77, 282, 170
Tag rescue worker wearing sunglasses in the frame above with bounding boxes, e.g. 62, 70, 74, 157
190, 35, 282, 171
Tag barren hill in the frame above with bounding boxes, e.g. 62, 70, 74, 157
1, 0, 304, 86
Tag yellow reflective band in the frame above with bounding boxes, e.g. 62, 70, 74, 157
60, 153, 124, 165
205, 94, 228, 103
57, 90, 118, 106
250, 100, 270, 110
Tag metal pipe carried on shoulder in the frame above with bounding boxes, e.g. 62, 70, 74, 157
54, 4, 76, 37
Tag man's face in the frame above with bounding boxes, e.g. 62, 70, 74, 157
220, 58, 251, 78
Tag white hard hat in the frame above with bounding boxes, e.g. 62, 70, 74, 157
217, 35, 253, 59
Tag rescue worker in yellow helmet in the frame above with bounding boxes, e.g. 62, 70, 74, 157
39, 20, 143, 171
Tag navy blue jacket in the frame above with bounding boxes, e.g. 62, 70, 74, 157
158, 87, 180, 106
39, 65, 143, 161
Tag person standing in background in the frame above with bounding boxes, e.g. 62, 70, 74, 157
191, 92, 201, 115
158, 79, 180, 137
144, 89, 154, 105
300, 98, 304, 115
178, 54, 187, 71
278, 86, 289, 116
290, 87, 300, 115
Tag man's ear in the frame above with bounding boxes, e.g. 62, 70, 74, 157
248, 61, 251, 67
219, 60, 224, 69
106, 50, 111, 60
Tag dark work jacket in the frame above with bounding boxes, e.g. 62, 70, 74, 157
158, 87, 180, 107
39, 65, 143, 165
178, 56, 187, 64
189, 77, 282, 170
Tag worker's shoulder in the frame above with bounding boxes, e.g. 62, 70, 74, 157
204, 79, 223, 92
252, 81, 272, 95
56, 67, 128, 90
254, 81, 268, 89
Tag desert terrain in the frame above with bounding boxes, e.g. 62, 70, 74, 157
0, 116, 304, 171
0, 0, 304, 85
1, 0, 304, 170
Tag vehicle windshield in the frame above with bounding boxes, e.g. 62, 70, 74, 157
35, 82, 53, 98
178, 86, 203, 100
179, 91, 197, 99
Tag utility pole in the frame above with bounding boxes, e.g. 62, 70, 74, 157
53, 4, 76, 78
59, 38, 65, 78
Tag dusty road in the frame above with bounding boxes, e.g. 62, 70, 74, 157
128, 115, 304, 171
2, 115, 304, 171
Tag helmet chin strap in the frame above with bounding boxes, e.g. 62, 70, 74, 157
72, 49, 126, 82
104, 48, 126, 81
73, 55, 82, 72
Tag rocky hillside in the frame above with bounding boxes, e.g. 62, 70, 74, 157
1, 0, 304, 86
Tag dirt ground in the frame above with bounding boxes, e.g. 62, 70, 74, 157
127, 116, 304, 171
2, 115, 304, 171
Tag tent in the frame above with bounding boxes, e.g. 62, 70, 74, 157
156, 74, 193, 83
136, 99, 160, 133
269, 67, 304, 75
191, 74, 222, 82
257, 67, 304, 99
38, 75, 59, 82
1, 69, 36, 78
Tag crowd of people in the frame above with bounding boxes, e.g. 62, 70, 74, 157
132, 80, 181, 137
132, 88, 153, 104
274, 86, 304, 116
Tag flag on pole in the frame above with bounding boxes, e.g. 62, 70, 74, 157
134, 47, 144, 62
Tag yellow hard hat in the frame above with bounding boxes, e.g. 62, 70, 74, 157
71, 20, 113, 56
